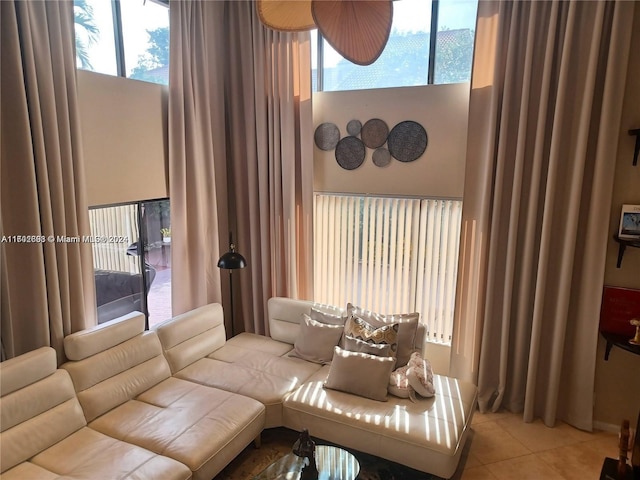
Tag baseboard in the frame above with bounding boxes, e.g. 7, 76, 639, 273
594, 420, 621, 433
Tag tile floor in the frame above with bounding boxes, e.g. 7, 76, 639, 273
453, 411, 619, 480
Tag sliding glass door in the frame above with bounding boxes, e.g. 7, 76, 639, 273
89, 198, 171, 328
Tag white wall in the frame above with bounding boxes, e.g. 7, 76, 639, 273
313, 83, 469, 199
594, 2, 640, 428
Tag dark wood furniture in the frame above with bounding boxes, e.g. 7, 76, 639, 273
602, 331, 640, 361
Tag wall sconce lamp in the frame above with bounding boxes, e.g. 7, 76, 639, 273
217, 233, 247, 337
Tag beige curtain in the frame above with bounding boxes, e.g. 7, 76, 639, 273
168, 1, 313, 335
451, 0, 634, 430
0, 0, 96, 363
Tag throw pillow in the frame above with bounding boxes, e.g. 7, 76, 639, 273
388, 351, 436, 400
309, 306, 346, 326
323, 347, 395, 401
343, 334, 392, 357
289, 314, 343, 364
346, 303, 419, 367
388, 364, 411, 399
343, 315, 399, 356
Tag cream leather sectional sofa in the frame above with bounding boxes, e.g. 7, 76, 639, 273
0, 297, 477, 479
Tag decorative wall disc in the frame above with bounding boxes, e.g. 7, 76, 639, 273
387, 120, 427, 162
314, 122, 340, 151
335, 136, 365, 170
372, 147, 391, 167
347, 119, 362, 136
361, 118, 389, 149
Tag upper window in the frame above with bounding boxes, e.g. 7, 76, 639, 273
312, 0, 477, 92
73, 0, 169, 85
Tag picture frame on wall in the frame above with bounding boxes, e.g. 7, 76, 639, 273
618, 204, 640, 240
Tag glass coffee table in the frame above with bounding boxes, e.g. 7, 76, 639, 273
253, 445, 360, 480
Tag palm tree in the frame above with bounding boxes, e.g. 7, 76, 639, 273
74, 0, 99, 69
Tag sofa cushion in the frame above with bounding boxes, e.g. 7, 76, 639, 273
0, 346, 190, 480
289, 314, 343, 364
0, 347, 57, 397
63, 331, 171, 422
64, 311, 146, 360
323, 347, 395, 401
88, 376, 264, 480
62, 313, 266, 480
181, 333, 321, 427
268, 297, 345, 344
154, 303, 226, 373
16, 427, 192, 480
284, 370, 478, 479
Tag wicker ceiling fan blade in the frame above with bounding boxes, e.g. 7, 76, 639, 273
257, 0, 316, 32
311, 0, 393, 66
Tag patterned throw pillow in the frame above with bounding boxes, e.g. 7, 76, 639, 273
343, 316, 399, 355
346, 303, 419, 367
343, 334, 393, 357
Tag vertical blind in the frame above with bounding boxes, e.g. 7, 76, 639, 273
89, 204, 139, 273
314, 194, 462, 343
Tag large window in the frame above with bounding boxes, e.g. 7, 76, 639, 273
73, 0, 169, 85
312, 0, 477, 91
314, 194, 462, 344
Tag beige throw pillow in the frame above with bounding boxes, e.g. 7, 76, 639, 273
323, 347, 395, 401
309, 306, 346, 326
346, 303, 419, 367
289, 314, 343, 364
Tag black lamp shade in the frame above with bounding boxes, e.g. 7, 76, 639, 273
217, 248, 247, 270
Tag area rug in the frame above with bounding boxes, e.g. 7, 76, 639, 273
214, 427, 446, 479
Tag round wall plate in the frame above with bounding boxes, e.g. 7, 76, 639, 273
335, 136, 365, 170
387, 121, 427, 162
361, 118, 389, 149
347, 119, 362, 136
372, 147, 391, 167
314, 122, 340, 150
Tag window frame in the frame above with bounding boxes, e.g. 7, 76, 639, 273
314, 0, 476, 92
75, 0, 169, 81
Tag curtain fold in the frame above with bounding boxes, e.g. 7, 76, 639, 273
169, 1, 313, 334
0, 0, 96, 363
451, 0, 634, 430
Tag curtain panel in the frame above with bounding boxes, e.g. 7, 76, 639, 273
169, 1, 313, 334
0, 0, 96, 363
451, 0, 634, 429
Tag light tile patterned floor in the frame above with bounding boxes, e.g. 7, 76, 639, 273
453, 411, 619, 480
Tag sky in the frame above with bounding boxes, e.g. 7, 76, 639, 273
78, 0, 478, 75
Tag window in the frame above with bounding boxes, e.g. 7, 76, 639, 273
312, 0, 478, 91
314, 194, 462, 344
90, 199, 171, 328
73, 0, 169, 85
